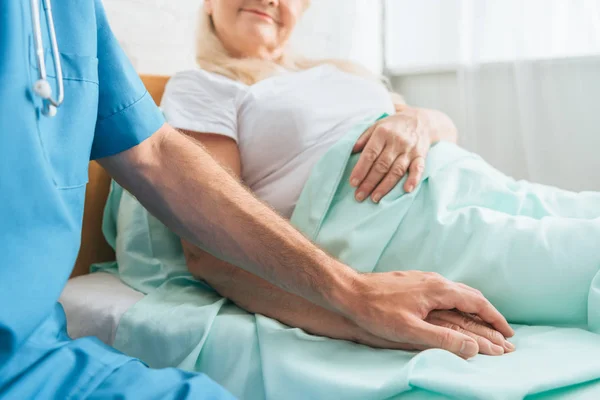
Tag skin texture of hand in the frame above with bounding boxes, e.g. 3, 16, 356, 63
354, 310, 515, 357
424, 310, 515, 356
334, 270, 514, 359
350, 109, 431, 203
350, 106, 458, 203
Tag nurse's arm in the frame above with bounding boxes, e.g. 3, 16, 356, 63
99, 124, 354, 309
172, 131, 408, 349
98, 123, 513, 358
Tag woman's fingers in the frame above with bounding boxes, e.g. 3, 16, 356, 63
437, 282, 514, 339
352, 125, 376, 154
454, 283, 515, 337
350, 131, 385, 192
354, 146, 400, 202
427, 316, 505, 356
430, 310, 515, 353
349, 271, 512, 358
351, 114, 426, 200
411, 318, 480, 359
404, 156, 425, 193
370, 154, 411, 203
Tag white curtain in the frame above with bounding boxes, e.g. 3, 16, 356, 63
386, 0, 600, 191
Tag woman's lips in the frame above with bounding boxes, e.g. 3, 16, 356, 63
241, 9, 277, 23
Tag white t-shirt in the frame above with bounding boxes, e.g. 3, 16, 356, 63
161, 64, 395, 218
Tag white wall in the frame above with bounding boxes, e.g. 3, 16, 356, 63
294, 0, 382, 73
102, 0, 383, 75
103, 0, 200, 74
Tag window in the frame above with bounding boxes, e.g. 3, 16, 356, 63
385, 0, 600, 74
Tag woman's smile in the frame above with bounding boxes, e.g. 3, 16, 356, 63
240, 8, 278, 24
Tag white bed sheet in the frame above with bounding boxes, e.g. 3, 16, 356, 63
59, 272, 144, 345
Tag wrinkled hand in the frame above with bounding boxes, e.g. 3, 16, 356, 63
339, 270, 514, 359
354, 310, 515, 357
350, 110, 430, 203
424, 310, 514, 356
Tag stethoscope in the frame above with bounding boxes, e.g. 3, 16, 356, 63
30, 0, 63, 117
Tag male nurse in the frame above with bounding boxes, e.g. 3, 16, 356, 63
0, 0, 509, 398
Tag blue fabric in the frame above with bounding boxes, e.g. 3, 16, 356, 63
89, 358, 235, 400
0, 1, 228, 398
102, 115, 600, 399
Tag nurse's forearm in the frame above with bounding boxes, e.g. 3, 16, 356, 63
184, 244, 400, 348
100, 124, 357, 313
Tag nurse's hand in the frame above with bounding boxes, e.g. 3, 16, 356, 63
336, 270, 514, 359
355, 310, 515, 356
350, 108, 431, 203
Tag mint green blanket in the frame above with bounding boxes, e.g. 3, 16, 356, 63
97, 116, 600, 399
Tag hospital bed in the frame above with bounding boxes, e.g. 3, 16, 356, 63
59, 74, 600, 400
59, 75, 170, 345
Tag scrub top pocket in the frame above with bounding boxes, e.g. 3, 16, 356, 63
30, 44, 99, 190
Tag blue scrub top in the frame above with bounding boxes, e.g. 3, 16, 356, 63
0, 0, 164, 395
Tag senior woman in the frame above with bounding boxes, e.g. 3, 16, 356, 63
160, 0, 514, 356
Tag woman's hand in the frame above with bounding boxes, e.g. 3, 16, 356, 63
353, 310, 515, 357
350, 109, 431, 203
424, 310, 515, 356
336, 270, 514, 359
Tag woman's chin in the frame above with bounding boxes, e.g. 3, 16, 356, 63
236, 31, 278, 56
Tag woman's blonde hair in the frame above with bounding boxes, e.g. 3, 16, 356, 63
195, 5, 395, 92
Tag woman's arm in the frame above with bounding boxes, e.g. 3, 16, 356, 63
392, 92, 457, 143
400, 104, 458, 144
179, 130, 512, 355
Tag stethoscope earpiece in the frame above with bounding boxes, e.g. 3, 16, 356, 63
33, 79, 52, 100
45, 104, 57, 117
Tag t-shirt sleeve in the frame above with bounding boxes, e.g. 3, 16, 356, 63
90, 0, 165, 160
160, 70, 241, 142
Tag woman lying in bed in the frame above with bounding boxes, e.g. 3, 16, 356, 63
161, 0, 516, 357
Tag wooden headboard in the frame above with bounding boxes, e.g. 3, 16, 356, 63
70, 74, 170, 278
